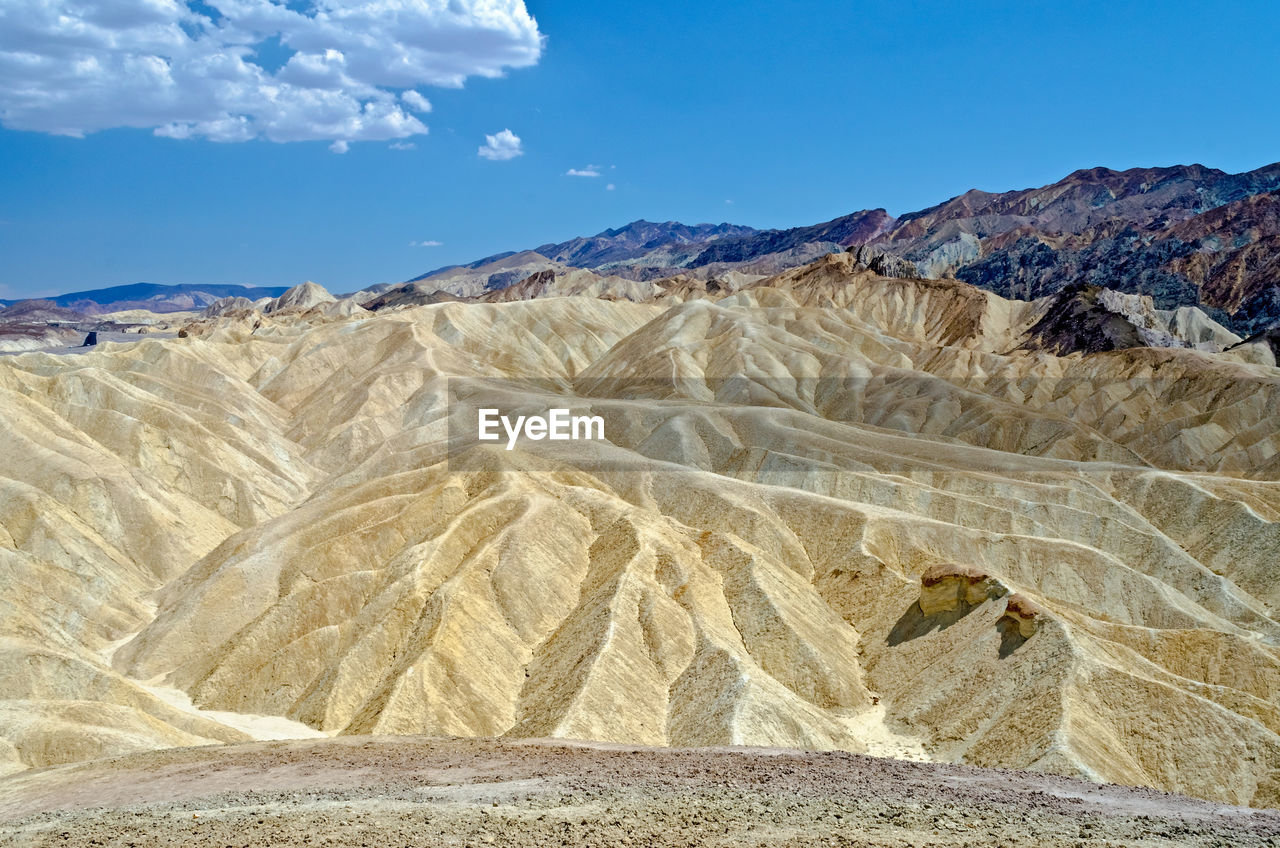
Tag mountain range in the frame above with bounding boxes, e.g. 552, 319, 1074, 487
11, 162, 1278, 335
404, 161, 1280, 332
0, 283, 289, 315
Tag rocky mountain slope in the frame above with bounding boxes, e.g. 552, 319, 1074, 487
1, 255, 1277, 808
926, 164, 1280, 331
407, 162, 1280, 332
0, 300, 87, 324
534, 220, 761, 269
408, 221, 760, 285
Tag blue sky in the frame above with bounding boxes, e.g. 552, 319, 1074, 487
1, 0, 1277, 298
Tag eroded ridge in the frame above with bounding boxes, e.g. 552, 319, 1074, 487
0, 266, 1277, 809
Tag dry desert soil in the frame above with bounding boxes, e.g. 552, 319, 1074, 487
1, 736, 1278, 847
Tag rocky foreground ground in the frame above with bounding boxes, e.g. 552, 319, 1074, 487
1, 737, 1277, 847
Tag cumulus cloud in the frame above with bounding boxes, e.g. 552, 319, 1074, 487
566, 165, 601, 177
400, 90, 431, 113
478, 128, 522, 160
329, 139, 349, 153
0, 0, 543, 147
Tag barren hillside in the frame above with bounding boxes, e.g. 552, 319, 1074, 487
1, 260, 1277, 810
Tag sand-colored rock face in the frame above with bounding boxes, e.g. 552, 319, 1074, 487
264, 281, 337, 313
917, 565, 1007, 617
1, 264, 1278, 807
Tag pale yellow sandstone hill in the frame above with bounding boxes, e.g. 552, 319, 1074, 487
0, 264, 1277, 808
264, 281, 337, 314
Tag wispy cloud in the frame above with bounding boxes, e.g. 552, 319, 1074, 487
0, 1, 542, 148
566, 165, 602, 177
478, 129, 523, 161
330, 140, 350, 154
410, 239, 444, 247
390, 141, 417, 150
606, 183, 616, 191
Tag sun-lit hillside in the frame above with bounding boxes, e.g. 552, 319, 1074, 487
1, 262, 1277, 809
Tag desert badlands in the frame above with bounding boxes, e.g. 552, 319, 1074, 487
1, 254, 1279, 845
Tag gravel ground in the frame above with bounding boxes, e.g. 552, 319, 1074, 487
2, 736, 1277, 847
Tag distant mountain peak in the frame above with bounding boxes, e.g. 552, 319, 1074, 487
0, 282, 291, 315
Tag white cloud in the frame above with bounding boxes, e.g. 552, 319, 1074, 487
400, 90, 431, 113
410, 239, 443, 247
389, 141, 416, 150
329, 139, 349, 153
566, 165, 601, 177
606, 183, 615, 191
0, 0, 543, 147
478, 128, 522, 160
